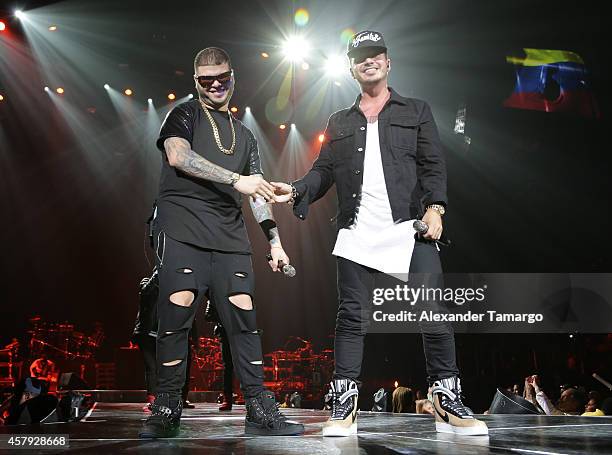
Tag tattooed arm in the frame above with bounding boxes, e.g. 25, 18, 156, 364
249, 193, 289, 272
164, 137, 276, 200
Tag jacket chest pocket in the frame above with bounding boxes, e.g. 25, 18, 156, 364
389, 117, 418, 155
329, 126, 355, 162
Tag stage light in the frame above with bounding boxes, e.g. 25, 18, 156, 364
325, 55, 346, 78
147, 98, 153, 103
188, 94, 194, 99
124, 89, 133, 96
167, 93, 176, 100
294, 8, 309, 27
44, 86, 50, 92
48, 25, 57, 31
318, 133, 325, 143
334, 81, 342, 87
290, 123, 296, 129
394, 380, 399, 388
230, 106, 238, 113
0, 94, 4, 101
103, 84, 110, 90
340, 28, 355, 45
0, 21, 6, 32
282, 36, 310, 63
279, 124, 286, 130
301, 62, 310, 70
245, 106, 251, 113
56, 87, 64, 94
15, 10, 25, 20
261, 52, 269, 59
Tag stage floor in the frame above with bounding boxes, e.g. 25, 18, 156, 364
1, 402, 611, 454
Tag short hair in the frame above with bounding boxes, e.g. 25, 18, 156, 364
194, 47, 232, 71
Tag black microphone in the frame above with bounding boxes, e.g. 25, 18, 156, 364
265, 253, 297, 277
412, 220, 451, 247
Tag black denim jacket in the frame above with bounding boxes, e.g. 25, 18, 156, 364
292, 88, 447, 229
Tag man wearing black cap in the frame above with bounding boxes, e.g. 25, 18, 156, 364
272, 30, 487, 436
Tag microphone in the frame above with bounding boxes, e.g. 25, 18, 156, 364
412, 220, 451, 247
266, 253, 297, 277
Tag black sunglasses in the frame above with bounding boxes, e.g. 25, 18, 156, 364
196, 71, 233, 88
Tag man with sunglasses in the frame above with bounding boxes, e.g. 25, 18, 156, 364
139, 47, 303, 438
272, 31, 488, 436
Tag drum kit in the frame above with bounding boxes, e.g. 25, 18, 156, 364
263, 337, 334, 396
27, 316, 104, 361
191, 337, 224, 390
191, 335, 334, 397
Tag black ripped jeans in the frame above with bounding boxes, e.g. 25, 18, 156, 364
153, 232, 264, 399
334, 239, 459, 385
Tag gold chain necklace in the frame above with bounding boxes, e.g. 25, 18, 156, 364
198, 99, 236, 155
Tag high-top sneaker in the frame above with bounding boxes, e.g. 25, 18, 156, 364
322, 378, 359, 437
139, 393, 182, 439
430, 377, 488, 435
245, 390, 304, 436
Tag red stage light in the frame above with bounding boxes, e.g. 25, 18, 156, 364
0, 21, 6, 32
318, 133, 325, 143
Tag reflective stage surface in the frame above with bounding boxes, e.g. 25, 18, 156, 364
1, 402, 611, 454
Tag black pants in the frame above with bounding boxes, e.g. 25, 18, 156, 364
217, 326, 234, 401
154, 232, 264, 399
134, 334, 157, 395
334, 239, 459, 384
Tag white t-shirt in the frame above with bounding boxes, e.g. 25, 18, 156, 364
332, 120, 416, 281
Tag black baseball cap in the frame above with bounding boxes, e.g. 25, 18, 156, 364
347, 30, 387, 58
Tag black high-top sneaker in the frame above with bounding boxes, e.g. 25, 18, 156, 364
139, 393, 182, 439
245, 390, 304, 436
322, 378, 359, 437
430, 377, 488, 435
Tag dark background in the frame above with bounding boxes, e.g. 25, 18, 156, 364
1, 0, 610, 411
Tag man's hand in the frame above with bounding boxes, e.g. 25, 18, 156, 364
531, 375, 542, 393
234, 175, 276, 202
422, 208, 443, 240
523, 376, 536, 402
269, 246, 290, 272
271, 182, 294, 203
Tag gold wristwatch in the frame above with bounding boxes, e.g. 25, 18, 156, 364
426, 204, 445, 216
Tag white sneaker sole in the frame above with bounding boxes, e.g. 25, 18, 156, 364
436, 421, 489, 436
322, 423, 357, 437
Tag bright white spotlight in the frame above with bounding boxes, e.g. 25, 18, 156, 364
147, 98, 153, 103
44, 86, 50, 92
282, 36, 310, 63
245, 106, 251, 113
324, 55, 346, 78
103, 83, 110, 89
188, 94, 194, 99
290, 123, 296, 129
15, 10, 25, 20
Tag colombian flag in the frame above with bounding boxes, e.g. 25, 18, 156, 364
504, 48, 599, 118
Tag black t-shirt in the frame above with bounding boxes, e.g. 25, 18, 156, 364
154, 100, 263, 254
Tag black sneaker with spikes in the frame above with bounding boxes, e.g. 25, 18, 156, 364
245, 390, 304, 436
139, 393, 182, 439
